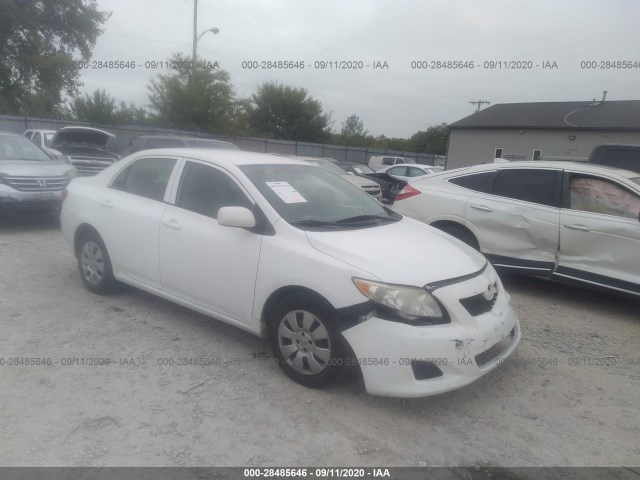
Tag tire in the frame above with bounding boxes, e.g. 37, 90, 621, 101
269, 293, 344, 388
77, 230, 118, 294
437, 224, 480, 251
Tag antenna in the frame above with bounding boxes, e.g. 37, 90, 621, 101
470, 100, 491, 112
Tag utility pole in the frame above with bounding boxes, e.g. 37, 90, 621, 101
192, 0, 198, 67
470, 100, 491, 112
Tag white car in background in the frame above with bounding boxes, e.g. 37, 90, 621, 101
378, 164, 444, 182
60, 149, 520, 397
393, 161, 640, 297
23, 129, 57, 153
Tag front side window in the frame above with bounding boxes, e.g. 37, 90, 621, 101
569, 174, 640, 220
32, 132, 42, 146
492, 169, 560, 207
111, 157, 176, 201
382, 157, 395, 165
176, 161, 252, 218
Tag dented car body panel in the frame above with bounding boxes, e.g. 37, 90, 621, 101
393, 161, 640, 296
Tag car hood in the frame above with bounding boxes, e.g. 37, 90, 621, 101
304, 217, 486, 286
0, 161, 74, 176
52, 127, 115, 148
341, 174, 380, 188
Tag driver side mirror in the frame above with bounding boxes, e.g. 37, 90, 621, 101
217, 206, 256, 229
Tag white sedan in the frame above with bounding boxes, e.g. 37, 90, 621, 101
377, 164, 444, 182
61, 149, 520, 397
393, 161, 640, 297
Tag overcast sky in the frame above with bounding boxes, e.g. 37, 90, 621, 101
83, 0, 640, 138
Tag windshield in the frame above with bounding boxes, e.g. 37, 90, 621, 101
44, 133, 55, 147
305, 158, 347, 176
0, 135, 52, 161
240, 164, 400, 230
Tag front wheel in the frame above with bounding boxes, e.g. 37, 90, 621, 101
77, 231, 118, 294
269, 293, 344, 388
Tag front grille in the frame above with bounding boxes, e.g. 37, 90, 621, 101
69, 156, 115, 176
2, 175, 68, 192
474, 328, 515, 367
459, 283, 498, 316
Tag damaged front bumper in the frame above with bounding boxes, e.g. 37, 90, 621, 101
341, 265, 521, 397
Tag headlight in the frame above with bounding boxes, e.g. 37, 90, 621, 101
352, 278, 444, 321
66, 167, 78, 179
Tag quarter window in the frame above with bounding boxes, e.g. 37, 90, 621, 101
176, 162, 252, 218
449, 171, 497, 194
569, 174, 640, 220
111, 157, 176, 201
492, 169, 560, 207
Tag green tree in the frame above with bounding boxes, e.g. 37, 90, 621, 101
147, 53, 245, 134
0, 0, 110, 116
409, 123, 449, 155
68, 89, 149, 125
248, 82, 332, 142
332, 113, 371, 146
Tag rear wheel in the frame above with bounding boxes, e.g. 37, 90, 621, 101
269, 293, 343, 388
77, 231, 118, 294
437, 224, 480, 250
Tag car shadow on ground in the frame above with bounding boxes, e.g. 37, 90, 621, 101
498, 272, 639, 319
0, 213, 61, 232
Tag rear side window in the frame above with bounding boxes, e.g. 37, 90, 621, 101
388, 166, 407, 176
111, 157, 176, 201
176, 161, 252, 218
449, 171, 497, 194
492, 169, 560, 207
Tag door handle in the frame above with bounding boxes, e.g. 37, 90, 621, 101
100, 199, 113, 208
469, 204, 493, 212
161, 218, 181, 230
564, 224, 591, 232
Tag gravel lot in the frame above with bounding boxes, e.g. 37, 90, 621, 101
0, 215, 638, 468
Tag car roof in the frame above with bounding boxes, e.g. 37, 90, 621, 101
136, 134, 232, 143
448, 160, 640, 179
131, 148, 320, 167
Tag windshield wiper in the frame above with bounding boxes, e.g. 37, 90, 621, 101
289, 219, 339, 228
335, 214, 397, 224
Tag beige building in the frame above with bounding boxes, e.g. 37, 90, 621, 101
446, 100, 640, 169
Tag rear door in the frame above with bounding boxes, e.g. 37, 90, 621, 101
465, 168, 562, 273
556, 171, 640, 294
97, 156, 179, 288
